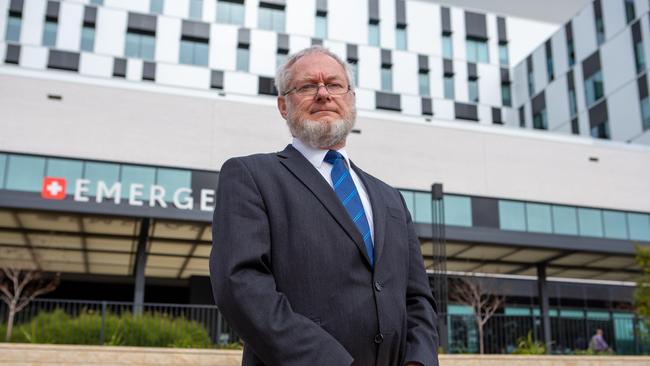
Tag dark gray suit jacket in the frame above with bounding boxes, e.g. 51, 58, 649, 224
210, 145, 438, 366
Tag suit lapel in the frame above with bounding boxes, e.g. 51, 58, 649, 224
351, 161, 386, 268
277, 145, 371, 266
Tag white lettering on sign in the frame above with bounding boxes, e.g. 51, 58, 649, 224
74, 179, 90, 202
200, 189, 215, 211
173, 188, 193, 210
128, 184, 144, 206
96, 181, 121, 204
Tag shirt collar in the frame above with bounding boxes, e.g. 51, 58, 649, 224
292, 137, 351, 169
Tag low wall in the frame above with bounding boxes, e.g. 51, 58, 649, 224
2, 343, 650, 366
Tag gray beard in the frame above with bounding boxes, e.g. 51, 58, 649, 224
287, 108, 356, 149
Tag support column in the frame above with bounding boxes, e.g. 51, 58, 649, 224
133, 218, 151, 315
431, 183, 448, 352
537, 263, 552, 353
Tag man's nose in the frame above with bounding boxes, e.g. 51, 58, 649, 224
314, 84, 331, 101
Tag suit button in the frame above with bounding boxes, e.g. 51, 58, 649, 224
374, 333, 384, 344
374, 281, 383, 292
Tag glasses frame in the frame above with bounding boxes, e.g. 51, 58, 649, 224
282, 83, 352, 97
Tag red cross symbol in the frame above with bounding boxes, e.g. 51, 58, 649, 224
41, 177, 67, 200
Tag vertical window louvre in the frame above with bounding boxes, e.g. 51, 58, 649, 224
625, 0, 636, 24
594, 0, 605, 45
527, 70, 534, 97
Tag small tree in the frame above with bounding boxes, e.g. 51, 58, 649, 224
0, 268, 60, 341
635, 245, 650, 327
449, 276, 505, 354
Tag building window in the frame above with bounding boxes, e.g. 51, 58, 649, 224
179, 37, 208, 66
236, 46, 249, 71
368, 20, 380, 47
189, 0, 203, 20
518, 106, 525, 127
590, 121, 610, 139
276, 50, 288, 69
527, 69, 534, 97
216, 0, 244, 25
569, 89, 578, 117
150, 0, 164, 14
571, 118, 579, 134
349, 61, 359, 86
442, 34, 453, 59
315, 10, 327, 39
567, 38, 575, 66
89, 0, 103, 5
641, 96, 650, 131
533, 109, 548, 130
443, 75, 454, 99
625, 0, 635, 24
498, 43, 508, 65
258, 2, 285, 33
501, 84, 511, 106
546, 43, 554, 82
42, 19, 58, 47
466, 38, 488, 63
418, 71, 429, 96
125, 31, 155, 60
594, 1, 605, 45
395, 25, 407, 50
634, 38, 645, 74
468, 77, 479, 102
5, 14, 21, 42
80, 25, 95, 52
381, 65, 392, 91
584, 71, 604, 106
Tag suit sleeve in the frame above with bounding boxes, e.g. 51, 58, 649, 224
210, 157, 354, 366
399, 192, 440, 366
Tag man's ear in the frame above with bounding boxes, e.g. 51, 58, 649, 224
277, 96, 288, 120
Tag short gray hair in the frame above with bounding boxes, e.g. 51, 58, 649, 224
274, 45, 356, 95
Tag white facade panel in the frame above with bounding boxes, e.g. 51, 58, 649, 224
601, 29, 635, 96
602, 0, 626, 42
0, 0, 6, 41
637, 0, 650, 15
223, 71, 257, 95
573, 5, 597, 65
358, 46, 380, 91
378, 0, 395, 49
157, 63, 210, 90
249, 30, 277, 77
392, 51, 417, 95
164, 0, 189, 19
79, 53, 112, 78
155, 16, 181, 64
478, 64, 500, 107
486, 14, 499, 67
573, 63, 587, 119
126, 58, 143, 81
21, 0, 46, 46
56, 1, 83, 52
450, 7, 466, 62
477, 104, 491, 125
286, 0, 314, 38
550, 30, 568, 78
429, 56, 443, 99
511, 63, 527, 107
531, 46, 546, 95
405, 0, 438, 56
95, 7, 127, 57
608, 82, 642, 142
328, 0, 366, 45
643, 15, 650, 77
453, 60, 468, 102
244, 0, 259, 30
546, 75, 570, 132
209, 24, 237, 71
288, 35, 311, 54
203, 0, 216, 23
355, 89, 375, 110
106, 0, 148, 13
322, 40, 346, 62
435, 99, 454, 121
401, 95, 420, 116
19, 45, 47, 69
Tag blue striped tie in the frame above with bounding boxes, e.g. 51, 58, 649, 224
324, 150, 374, 267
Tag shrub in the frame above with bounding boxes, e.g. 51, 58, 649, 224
512, 331, 546, 355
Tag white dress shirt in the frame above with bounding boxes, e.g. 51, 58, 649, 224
292, 138, 375, 243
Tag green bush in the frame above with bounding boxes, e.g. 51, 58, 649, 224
1, 308, 214, 348
512, 331, 546, 355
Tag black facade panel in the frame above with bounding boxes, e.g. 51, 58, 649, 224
47, 50, 79, 71
464, 11, 487, 40
443, 59, 454, 75
638, 74, 648, 99
582, 50, 601, 80
531, 91, 546, 114
375, 92, 401, 111
593, 0, 602, 18
418, 55, 429, 72
492, 107, 502, 124
128, 13, 157, 33
588, 99, 608, 127
9, 0, 24, 14
395, 0, 406, 26
381, 49, 392, 66
142, 62, 155, 81
565, 21, 573, 41
421, 97, 433, 116
260, 0, 285, 9
567, 70, 575, 90
545, 40, 552, 56
211, 70, 224, 89
368, 0, 379, 22
182, 20, 210, 41
519, 106, 525, 127
471, 197, 499, 228
632, 21, 642, 43
311, 38, 323, 46
467, 63, 477, 79
277, 33, 289, 52
571, 118, 579, 134
500, 68, 510, 83
5, 44, 20, 64
238, 28, 250, 46
113, 58, 126, 77
83, 6, 97, 26
346, 44, 358, 61
497, 17, 507, 43
258, 76, 278, 95
316, 0, 328, 13
441, 7, 451, 34
526, 55, 533, 70
46, 1, 59, 20
454, 102, 478, 121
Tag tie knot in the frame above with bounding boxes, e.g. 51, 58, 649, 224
324, 150, 344, 165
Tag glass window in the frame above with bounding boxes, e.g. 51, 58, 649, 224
84, 162, 119, 196
584, 71, 604, 107
443, 75, 455, 99
568, 88, 578, 117
216, 0, 244, 25
150, 0, 164, 15
258, 4, 285, 33
442, 34, 452, 59
121, 165, 155, 200
381, 66, 392, 91
80, 26, 95, 52
625, 0, 635, 24
418, 72, 430, 96
578, 208, 603, 237
552, 205, 578, 235
6, 15, 21, 42
90, 0, 103, 5
526, 203, 552, 233
602, 210, 628, 240
546, 54, 554, 81
0, 153, 6, 189
395, 26, 407, 50
42, 20, 57, 47
179, 39, 209, 66
189, 0, 203, 20
628, 213, 650, 241
349, 62, 358, 86
468, 79, 479, 102
125, 31, 156, 60
156, 168, 191, 202
533, 109, 548, 130
499, 200, 526, 231
6, 155, 46, 192
501, 84, 511, 106
444, 195, 472, 227
634, 40, 645, 74
399, 190, 415, 218
590, 121, 610, 139
466, 38, 488, 63
641, 96, 650, 131
236, 47, 249, 71
276, 52, 287, 69
414, 192, 432, 223
567, 40, 575, 66
595, 17, 605, 45
315, 13, 327, 39
46, 159, 83, 194
368, 21, 380, 47
498, 43, 508, 65
527, 70, 535, 97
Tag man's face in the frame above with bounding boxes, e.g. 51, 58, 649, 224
278, 53, 356, 149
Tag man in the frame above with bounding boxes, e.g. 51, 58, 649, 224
589, 328, 610, 353
210, 45, 438, 366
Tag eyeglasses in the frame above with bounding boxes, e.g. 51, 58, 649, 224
283, 83, 351, 96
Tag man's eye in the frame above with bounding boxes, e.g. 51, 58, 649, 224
298, 84, 318, 92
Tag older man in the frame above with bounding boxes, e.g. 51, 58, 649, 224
210, 45, 438, 366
